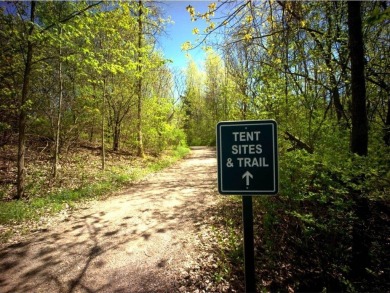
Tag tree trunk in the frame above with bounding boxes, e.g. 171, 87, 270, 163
101, 80, 106, 170
113, 120, 120, 151
347, 1, 370, 284
16, 1, 36, 200
136, 0, 144, 157
348, 1, 368, 156
53, 26, 63, 179
384, 96, 390, 146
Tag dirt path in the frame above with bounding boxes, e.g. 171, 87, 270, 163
0, 147, 219, 293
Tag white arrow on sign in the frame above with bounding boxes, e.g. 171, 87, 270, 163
242, 171, 253, 186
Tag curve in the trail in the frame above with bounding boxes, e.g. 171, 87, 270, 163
0, 147, 218, 293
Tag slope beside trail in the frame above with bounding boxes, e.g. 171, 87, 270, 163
0, 147, 219, 293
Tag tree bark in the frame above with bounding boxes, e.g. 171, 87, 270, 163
16, 1, 36, 199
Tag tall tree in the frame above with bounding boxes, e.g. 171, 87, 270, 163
136, 0, 145, 157
347, 1, 370, 283
17, 1, 36, 199
53, 24, 63, 178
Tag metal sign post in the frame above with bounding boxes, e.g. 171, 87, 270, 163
243, 195, 256, 292
216, 120, 279, 293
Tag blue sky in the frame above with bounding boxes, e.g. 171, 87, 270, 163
158, 1, 213, 71
0, 0, 214, 71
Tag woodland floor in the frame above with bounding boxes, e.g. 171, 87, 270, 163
0, 147, 239, 293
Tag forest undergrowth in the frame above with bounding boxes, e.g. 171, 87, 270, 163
188, 139, 389, 292
185, 191, 389, 292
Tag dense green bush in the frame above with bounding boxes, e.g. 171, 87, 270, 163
255, 129, 389, 291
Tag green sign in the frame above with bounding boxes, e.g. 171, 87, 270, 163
216, 120, 279, 195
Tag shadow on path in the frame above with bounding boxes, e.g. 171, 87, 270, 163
0, 147, 218, 293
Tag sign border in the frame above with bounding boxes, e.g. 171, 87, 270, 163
216, 120, 279, 195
